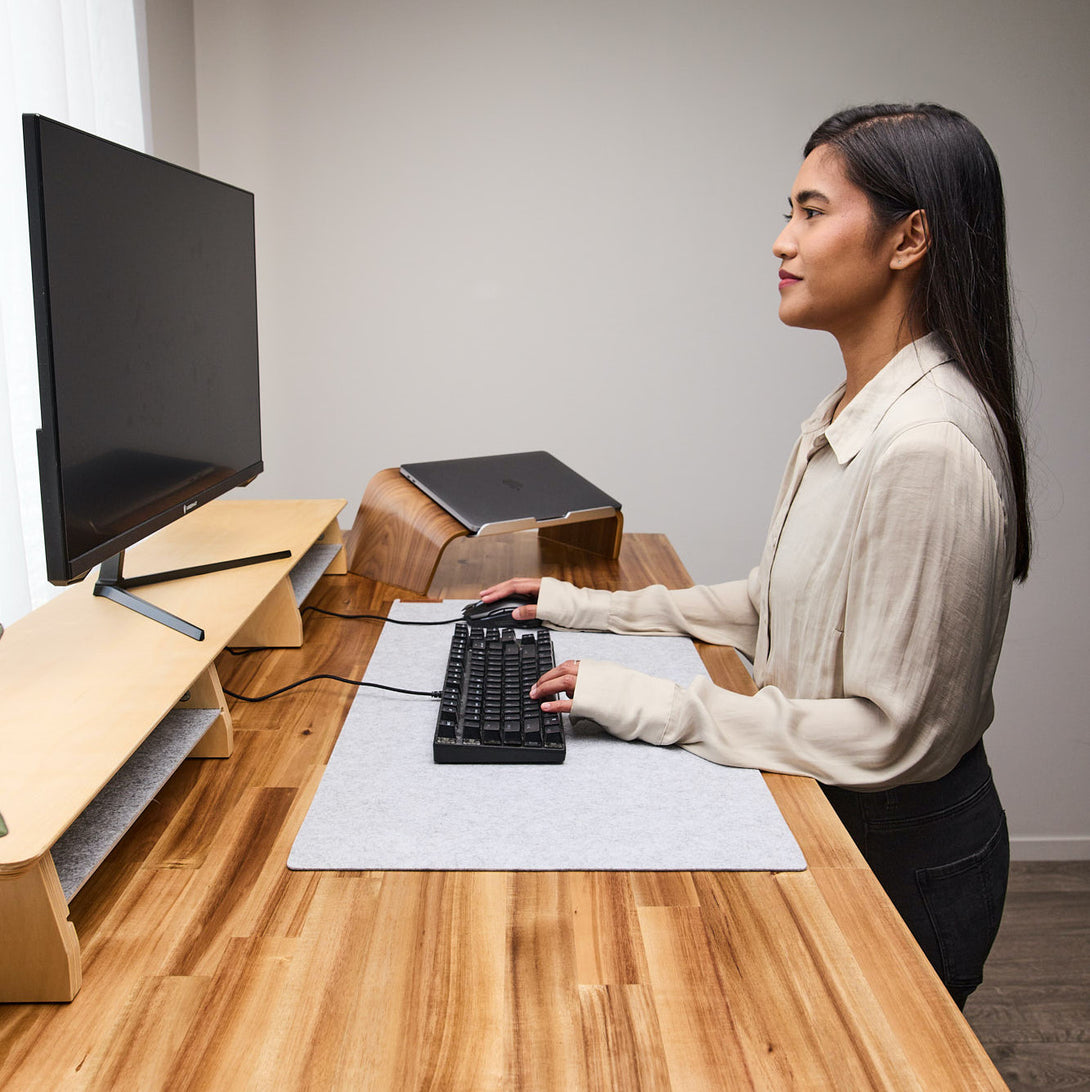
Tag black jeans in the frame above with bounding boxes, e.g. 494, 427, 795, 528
820, 740, 1009, 1009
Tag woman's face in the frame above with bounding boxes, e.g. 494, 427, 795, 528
773, 145, 902, 338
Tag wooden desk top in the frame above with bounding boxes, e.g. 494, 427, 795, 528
0, 527, 1006, 1090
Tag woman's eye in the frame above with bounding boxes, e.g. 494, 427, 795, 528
783, 207, 822, 222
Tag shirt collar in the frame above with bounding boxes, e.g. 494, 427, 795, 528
800, 332, 954, 465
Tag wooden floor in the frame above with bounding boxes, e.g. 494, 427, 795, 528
964, 860, 1090, 1091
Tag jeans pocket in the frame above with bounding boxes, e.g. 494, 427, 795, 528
915, 811, 1009, 994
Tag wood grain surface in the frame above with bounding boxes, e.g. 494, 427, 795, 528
0, 530, 1007, 1090
347, 467, 470, 592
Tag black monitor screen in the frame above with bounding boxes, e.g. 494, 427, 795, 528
24, 114, 263, 584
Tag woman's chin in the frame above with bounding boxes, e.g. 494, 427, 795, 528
777, 302, 808, 328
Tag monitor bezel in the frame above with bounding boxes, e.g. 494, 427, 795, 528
23, 113, 265, 585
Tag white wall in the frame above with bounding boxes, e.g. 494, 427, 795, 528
143, 0, 198, 169
175, 0, 1089, 858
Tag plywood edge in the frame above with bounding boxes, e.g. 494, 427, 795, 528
230, 576, 304, 648
318, 518, 347, 575
182, 664, 234, 759
0, 854, 81, 1002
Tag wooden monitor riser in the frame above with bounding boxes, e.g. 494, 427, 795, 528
0, 499, 346, 1001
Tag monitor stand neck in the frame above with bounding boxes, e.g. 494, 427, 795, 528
93, 547, 292, 641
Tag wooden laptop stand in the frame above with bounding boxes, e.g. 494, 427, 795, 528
347, 468, 623, 592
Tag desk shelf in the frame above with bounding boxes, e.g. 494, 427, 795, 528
51, 708, 221, 902
48, 544, 343, 905
49, 537, 347, 904
0, 499, 346, 1002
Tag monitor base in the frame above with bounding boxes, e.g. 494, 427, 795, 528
93, 547, 292, 640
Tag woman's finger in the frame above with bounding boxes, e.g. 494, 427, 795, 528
478, 577, 542, 603
530, 659, 580, 700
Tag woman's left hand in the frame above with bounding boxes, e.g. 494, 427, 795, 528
530, 659, 581, 714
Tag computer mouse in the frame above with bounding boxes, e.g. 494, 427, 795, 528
461, 593, 542, 628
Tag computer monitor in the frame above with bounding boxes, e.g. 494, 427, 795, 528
23, 114, 287, 639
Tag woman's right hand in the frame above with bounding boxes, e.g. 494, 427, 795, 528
478, 577, 542, 623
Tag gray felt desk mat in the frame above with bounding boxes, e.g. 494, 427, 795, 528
288, 601, 806, 872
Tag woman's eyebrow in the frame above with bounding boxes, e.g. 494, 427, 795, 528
789, 189, 831, 206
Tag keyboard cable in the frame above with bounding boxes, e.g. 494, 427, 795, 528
219, 605, 459, 702
222, 676, 442, 703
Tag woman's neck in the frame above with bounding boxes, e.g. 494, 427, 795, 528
831, 319, 922, 422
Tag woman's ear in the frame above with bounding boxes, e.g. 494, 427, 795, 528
891, 209, 930, 270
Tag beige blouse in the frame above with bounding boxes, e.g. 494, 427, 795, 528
537, 333, 1016, 789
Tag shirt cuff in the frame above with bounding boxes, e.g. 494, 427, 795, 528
570, 660, 678, 744
537, 577, 614, 631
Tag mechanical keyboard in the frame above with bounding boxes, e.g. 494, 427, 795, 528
434, 622, 565, 763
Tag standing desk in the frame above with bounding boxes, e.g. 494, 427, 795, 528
0, 510, 1006, 1090
413, 530, 1009, 1091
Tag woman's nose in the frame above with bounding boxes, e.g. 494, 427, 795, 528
773, 223, 796, 260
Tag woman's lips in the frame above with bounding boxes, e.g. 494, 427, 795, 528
778, 270, 802, 289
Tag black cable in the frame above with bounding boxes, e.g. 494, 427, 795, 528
221, 606, 462, 699
222, 674, 442, 703
224, 605, 464, 657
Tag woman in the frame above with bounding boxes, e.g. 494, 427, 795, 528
481, 103, 1031, 1009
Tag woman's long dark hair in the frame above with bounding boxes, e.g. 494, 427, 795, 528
805, 103, 1031, 581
